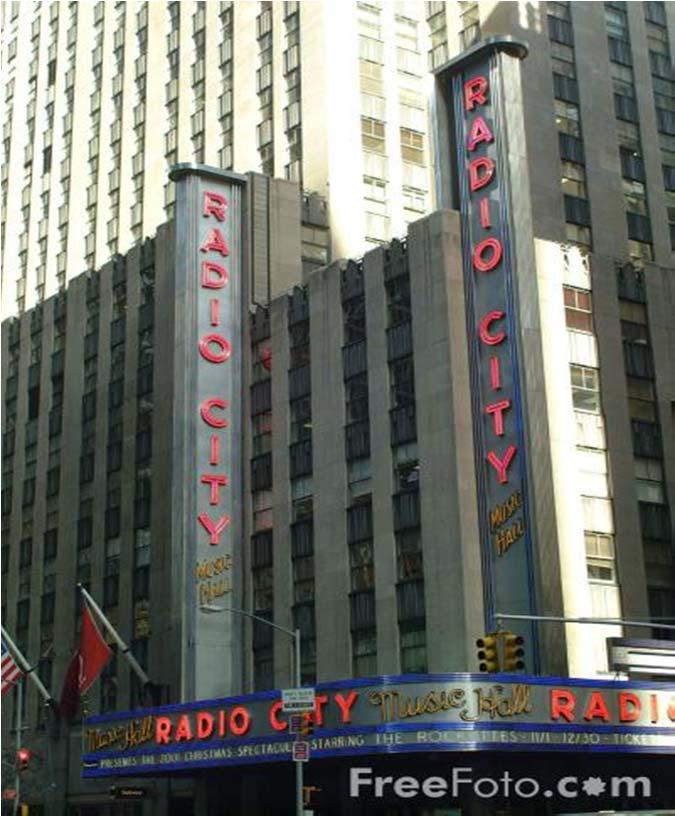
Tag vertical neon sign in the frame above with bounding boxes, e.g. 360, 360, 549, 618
170, 165, 247, 700
441, 41, 540, 669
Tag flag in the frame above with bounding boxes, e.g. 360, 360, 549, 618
1, 639, 23, 695
59, 602, 112, 720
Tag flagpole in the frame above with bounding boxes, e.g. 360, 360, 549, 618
77, 584, 151, 687
1, 625, 53, 705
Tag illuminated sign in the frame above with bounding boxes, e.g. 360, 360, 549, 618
81, 674, 675, 776
170, 165, 246, 700
437, 40, 539, 663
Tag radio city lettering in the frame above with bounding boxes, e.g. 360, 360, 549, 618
197, 191, 232, 550
83, 681, 674, 760
464, 75, 517, 499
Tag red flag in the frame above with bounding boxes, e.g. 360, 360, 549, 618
59, 603, 112, 720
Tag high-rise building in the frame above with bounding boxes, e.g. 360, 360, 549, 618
3, 2, 671, 319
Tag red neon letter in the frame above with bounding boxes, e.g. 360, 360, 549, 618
200, 228, 230, 257
200, 397, 229, 428
201, 261, 228, 289
550, 689, 576, 722
174, 715, 192, 742
269, 701, 288, 732
198, 512, 231, 545
210, 436, 220, 466
490, 356, 501, 390
155, 716, 172, 744
473, 237, 503, 273
229, 706, 251, 736
335, 691, 359, 724
479, 310, 506, 345
312, 694, 329, 727
196, 712, 214, 739
464, 76, 488, 111
479, 197, 491, 229
203, 191, 228, 221
487, 445, 517, 484
199, 334, 231, 363
485, 399, 511, 436
201, 473, 229, 505
469, 157, 495, 192
619, 692, 641, 723
467, 115, 494, 151
583, 692, 610, 723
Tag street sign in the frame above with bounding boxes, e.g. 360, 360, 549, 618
110, 786, 148, 800
288, 713, 304, 733
282, 687, 315, 713
292, 741, 310, 762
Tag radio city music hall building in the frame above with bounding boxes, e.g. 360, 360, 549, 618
1, 39, 674, 816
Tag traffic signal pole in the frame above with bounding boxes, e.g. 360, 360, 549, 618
294, 627, 303, 816
14, 680, 22, 816
495, 612, 675, 631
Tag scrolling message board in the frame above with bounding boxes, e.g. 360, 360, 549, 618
169, 165, 247, 700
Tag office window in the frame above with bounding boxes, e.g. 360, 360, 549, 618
563, 285, 593, 332
623, 179, 648, 215
570, 365, 600, 412
400, 620, 427, 673
554, 99, 581, 137
585, 532, 616, 582
362, 117, 385, 154
352, 628, 377, 677
561, 161, 587, 198
400, 128, 424, 165
635, 458, 666, 504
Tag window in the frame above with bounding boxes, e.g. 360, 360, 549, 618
585, 532, 616, 582
561, 161, 587, 199
400, 620, 427, 673
623, 179, 648, 215
551, 41, 576, 78
605, 7, 629, 40
350, 539, 374, 591
635, 457, 666, 504
554, 100, 581, 137
293, 555, 315, 603
563, 285, 592, 332
570, 365, 600, 412
353, 628, 377, 677
361, 117, 385, 154
400, 128, 424, 165
19, 538, 32, 568
396, 529, 423, 581
626, 377, 656, 421
565, 223, 591, 248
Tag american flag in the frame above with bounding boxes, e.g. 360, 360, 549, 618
1, 639, 23, 695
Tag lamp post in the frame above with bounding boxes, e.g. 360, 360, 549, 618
200, 604, 304, 816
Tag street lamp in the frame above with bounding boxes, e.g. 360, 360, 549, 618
199, 604, 305, 816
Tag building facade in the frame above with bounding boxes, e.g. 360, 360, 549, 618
2, 2, 672, 318
1, 2, 674, 813
2, 176, 674, 812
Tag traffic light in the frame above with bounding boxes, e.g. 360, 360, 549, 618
303, 786, 321, 807
299, 717, 314, 738
16, 748, 32, 772
502, 632, 525, 671
476, 634, 499, 672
